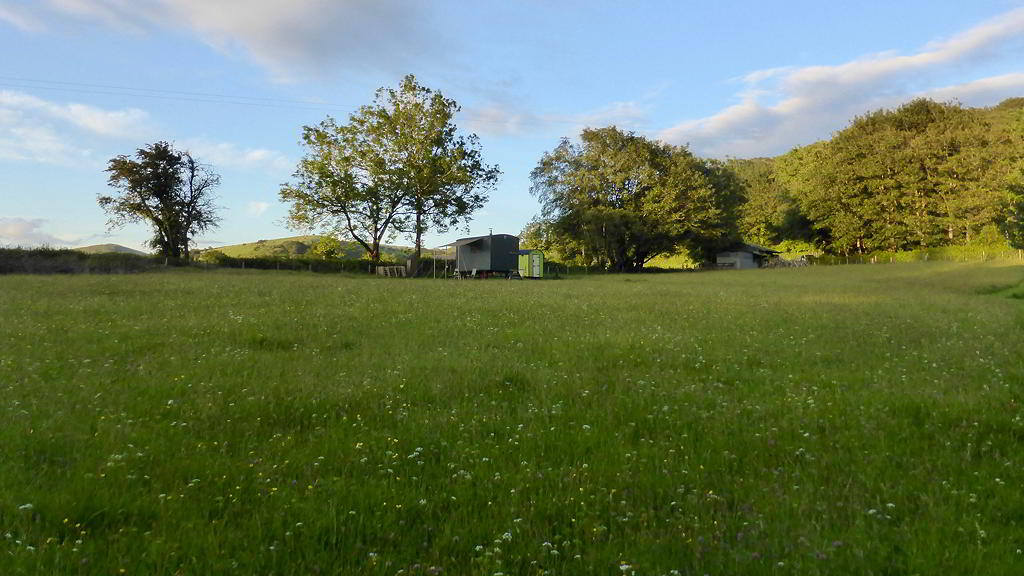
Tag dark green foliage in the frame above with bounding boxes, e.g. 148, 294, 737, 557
100, 142, 221, 260
0, 247, 160, 274
530, 127, 741, 271
729, 157, 811, 246
774, 98, 1024, 254
198, 254, 379, 273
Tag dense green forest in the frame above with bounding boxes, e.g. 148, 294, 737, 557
753, 97, 1024, 255
526, 98, 1024, 265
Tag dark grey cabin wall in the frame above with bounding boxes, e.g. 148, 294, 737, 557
490, 235, 519, 272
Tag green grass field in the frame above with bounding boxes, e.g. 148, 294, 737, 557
2, 263, 1023, 575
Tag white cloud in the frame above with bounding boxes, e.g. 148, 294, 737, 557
659, 7, 1024, 157
180, 138, 292, 176
0, 90, 153, 163
44, 0, 155, 30
466, 100, 650, 138
923, 73, 1024, 105
0, 2, 44, 31
246, 201, 270, 217
60, 103, 152, 139
0, 217, 79, 247
12, 0, 438, 80
0, 91, 289, 172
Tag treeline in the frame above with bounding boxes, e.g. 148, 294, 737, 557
525, 98, 1024, 266
0, 246, 457, 276
0, 247, 161, 274
736, 97, 1024, 255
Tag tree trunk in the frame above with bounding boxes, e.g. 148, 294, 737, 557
410, 212, 423, 277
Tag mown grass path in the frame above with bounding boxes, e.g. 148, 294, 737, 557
2, 263, 1023, 575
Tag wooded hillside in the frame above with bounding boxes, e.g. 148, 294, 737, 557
734, 98, 1024, 255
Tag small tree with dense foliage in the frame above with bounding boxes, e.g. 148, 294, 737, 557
100, 141, 220, 260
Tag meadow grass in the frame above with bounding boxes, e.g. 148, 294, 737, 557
1, 262, 1023, 575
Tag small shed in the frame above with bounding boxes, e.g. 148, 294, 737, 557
514, 249, 544, 278
715, 242, 780, 269
451, 233, 520, 276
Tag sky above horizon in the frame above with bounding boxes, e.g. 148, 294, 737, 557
2, 0, 1024, 252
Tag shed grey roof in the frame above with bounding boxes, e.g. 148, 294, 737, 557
443, 233, 519, 248
719, 242, 780, 255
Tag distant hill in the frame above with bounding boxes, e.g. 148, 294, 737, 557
206, 235, 447, 260
73, 244, 147, 255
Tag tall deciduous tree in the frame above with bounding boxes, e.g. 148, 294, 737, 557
280, 117, 408, 264
280, 75, 499, 272
530, 126, 741, 271
100, 141, 220, 260
376, 75, 500, 275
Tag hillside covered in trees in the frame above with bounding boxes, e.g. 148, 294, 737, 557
525, 98, 1024, 266
734, 97, 1024, 256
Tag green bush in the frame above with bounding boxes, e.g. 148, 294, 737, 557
0, 247, 160, 274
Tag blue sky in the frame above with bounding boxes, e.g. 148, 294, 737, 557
2, 0, 1024, 252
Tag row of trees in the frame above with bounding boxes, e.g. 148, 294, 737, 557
97, 82, 1024, 270
98, 76, 499, 272
527, 98, 1024, 266
735, 98, 1024, 255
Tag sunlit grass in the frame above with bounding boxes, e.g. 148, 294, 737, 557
2, 262, 1023, 574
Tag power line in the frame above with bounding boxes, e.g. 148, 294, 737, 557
0, 75, 610, 131
0, 75, 360, 113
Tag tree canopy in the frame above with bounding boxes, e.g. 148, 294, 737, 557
530, 126, 741, 271
99, 141, 220, 260
770, 98, 1024, 254
280, 75, 499, 269
280, 116, 408, 264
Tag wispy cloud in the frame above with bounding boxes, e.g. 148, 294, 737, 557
0, 121, 80, 164
0, 2, 44, 31
245, 201, 270, 217
8, 0, 440, 80
465, 100, 651, 138
180, 138, 292, 176
0, 217, 81, 247
923, 73, 1024, 105
0, 90, 154, 163
659, 7, 1024, 157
